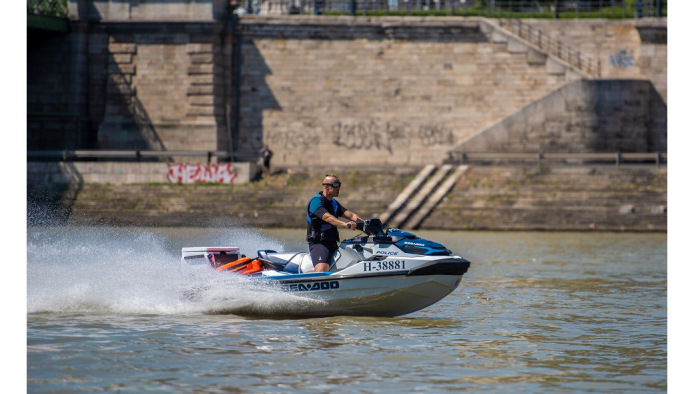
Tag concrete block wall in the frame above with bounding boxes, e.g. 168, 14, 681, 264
91, 22, 234, 154
27, 162, 257, 185
525, 18, 667, 102
238, 17, 584, 167
28, 10, 667, 171
457, 79, 667, 153
69, 0, 230, 21
48, 165, 666, 232
27, 26, 89, 150
422, 166, 667, 232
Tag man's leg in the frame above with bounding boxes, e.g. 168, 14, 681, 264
309, 242, 334, 272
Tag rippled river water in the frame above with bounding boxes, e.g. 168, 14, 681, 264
26, 226, 667, 392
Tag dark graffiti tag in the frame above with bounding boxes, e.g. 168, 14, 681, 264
269, 130, 319, 150
331, 121, 407, 154
331, 121, 452, 154
417, 125, 455, 146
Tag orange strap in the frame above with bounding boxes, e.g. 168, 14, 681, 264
216, 257, 252, 272
236, 259, 264, 275
216, 257, 264, 275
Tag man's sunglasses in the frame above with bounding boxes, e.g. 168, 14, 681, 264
323, 182, 342, 188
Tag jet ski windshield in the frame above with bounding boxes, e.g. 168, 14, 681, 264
358, 218, 386, 237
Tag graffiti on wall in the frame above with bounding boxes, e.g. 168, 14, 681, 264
331, 121, 410, 154
167, 163, 238, 184
330, 121, 454, 153
417, 125, 455, 146
265, 120, 456, 156
609, 49, 635, 69
268, 130, 318, 150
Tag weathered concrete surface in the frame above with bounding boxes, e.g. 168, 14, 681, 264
525, 18, 667, 102
69, 0, 230, 22
26, 161, 258, 185
28, 165, 666, 232
237, 17, 584, 166
28, 14, 666, 167
455, 79, 666, 153
421, 165, 667, 232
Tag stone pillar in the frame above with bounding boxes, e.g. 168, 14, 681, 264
69, 0, 231, 21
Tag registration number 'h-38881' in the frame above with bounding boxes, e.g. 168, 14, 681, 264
363, 260, 406, 272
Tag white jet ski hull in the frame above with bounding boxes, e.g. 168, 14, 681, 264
180, 219, 471, 317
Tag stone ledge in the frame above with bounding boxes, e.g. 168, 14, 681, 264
27, 161, 258, 185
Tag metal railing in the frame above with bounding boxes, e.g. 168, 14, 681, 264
497, 18, 600, 76
27, 150, 666, 167
27, 150, 237, 164
446, 151, 667, 167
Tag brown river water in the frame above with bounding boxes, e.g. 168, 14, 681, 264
25, 226, 667, 392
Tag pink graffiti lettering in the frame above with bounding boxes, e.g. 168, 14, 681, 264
167, 163, 238, 184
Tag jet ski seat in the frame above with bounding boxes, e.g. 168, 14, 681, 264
331, 247, 364, 271
257, 250, 314, 273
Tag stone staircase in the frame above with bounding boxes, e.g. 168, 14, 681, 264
487, 18, 600, 77
404, 164, 469, 229
382, 164, 469, 230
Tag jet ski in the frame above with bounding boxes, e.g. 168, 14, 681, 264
180, 219, 471, 317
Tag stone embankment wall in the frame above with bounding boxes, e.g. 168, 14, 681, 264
30, 0, 235, 153
48, 166, 666, 232
237, 17, 584, 166
26, 161, 258, 185
525, 18, 667, 102
27, 3, 667, 232
423, 166, 666, 232
28, 8, 667, 167
456, 79, 666, 153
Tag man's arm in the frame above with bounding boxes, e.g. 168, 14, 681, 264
320, 210, 364, 230
321, 212, 350, 228
342, 210, 364, 223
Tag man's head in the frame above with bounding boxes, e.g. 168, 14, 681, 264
322, 174, 341, 198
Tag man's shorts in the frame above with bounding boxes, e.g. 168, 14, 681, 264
308, 242, 338, 267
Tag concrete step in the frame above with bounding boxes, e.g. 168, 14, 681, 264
379, 164, 436, 225
404, 164, 469, 229
388, 164, 453, 229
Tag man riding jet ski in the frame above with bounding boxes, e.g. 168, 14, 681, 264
181, 218, 471, 317
305, 174, 365, 272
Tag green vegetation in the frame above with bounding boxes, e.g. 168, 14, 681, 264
325, 0, 665, 19
27, 0, 68, 18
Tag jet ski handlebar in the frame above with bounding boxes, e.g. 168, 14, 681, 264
348, 218, 386, 237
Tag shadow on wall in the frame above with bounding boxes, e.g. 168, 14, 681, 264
236, 39, 281, 153
454, 79, 667, 154
70, 1, 237, 155
96, 32, 166, 151
27, 5, 97, 150
75, 0, 100, 21
28, 0, 167, 152
233, 19, 486, 160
